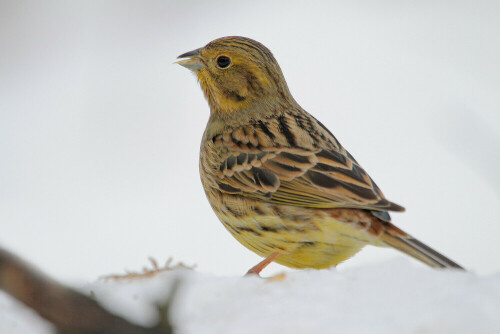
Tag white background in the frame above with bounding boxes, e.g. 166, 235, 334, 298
1, 1, 499, 283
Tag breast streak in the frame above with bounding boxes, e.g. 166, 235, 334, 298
209, 187, 372, 269
212, 195, 369, 268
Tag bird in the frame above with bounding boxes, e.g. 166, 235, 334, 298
176, 36, 464, 275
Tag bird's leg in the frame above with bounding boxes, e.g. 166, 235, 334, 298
245, 252, 280, 276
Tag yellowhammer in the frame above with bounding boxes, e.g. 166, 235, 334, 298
176, 36, 463, 274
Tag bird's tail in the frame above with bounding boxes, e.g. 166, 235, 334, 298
380, 223, 464, 270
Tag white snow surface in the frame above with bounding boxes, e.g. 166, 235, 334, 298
1, 259, 499, 334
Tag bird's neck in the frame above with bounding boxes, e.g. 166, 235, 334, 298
209, 95, 295, 124
202, 96, 300, 144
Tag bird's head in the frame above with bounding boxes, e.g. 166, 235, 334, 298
176, 36, 293, 116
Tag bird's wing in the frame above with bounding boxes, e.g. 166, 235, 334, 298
212, 112, 404, 212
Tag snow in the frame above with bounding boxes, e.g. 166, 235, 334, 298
0, 294, 54, 334
2, 259, 499, 334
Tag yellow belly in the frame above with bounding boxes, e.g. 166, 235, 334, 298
215, 208, 380, 269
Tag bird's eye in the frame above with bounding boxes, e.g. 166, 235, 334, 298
216, 56, 231, 68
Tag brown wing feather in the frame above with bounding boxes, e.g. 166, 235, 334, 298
212, 111, 404, 212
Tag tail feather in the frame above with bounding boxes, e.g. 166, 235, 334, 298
380, 224, 464, 270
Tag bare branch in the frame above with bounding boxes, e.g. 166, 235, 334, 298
0, 247, 175, 334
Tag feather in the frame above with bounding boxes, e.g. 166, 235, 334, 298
214, 115, 404, 214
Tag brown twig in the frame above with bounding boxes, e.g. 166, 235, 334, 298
0, 247, 175, 334
101, 257, 195, 281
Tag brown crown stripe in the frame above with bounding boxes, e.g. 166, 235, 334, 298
216, 38, 271, 61
237, 39, 275, 61
227, 38, 284, 91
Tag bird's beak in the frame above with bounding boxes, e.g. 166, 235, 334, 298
175, 48, 204, 71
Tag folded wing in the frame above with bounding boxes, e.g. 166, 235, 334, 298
212, 115, 404, 213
